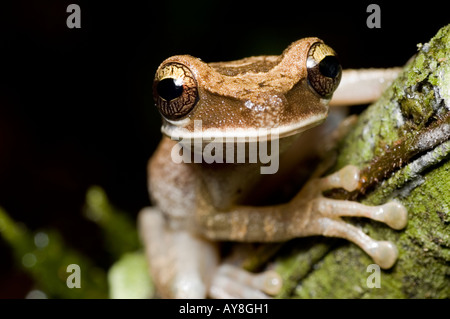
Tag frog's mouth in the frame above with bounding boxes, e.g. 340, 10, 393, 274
161, 111, 327, 143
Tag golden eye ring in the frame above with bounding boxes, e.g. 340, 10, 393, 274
153, 62, 199, 121
306, 42, 342, 98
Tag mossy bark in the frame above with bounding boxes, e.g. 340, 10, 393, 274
271, 25, 450, 298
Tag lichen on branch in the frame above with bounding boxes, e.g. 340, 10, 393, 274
275, 24, 450, 299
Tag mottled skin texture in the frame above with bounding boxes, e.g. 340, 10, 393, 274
139, 38, 407, 298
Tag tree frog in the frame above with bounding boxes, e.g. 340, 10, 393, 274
139, 37, 407, 298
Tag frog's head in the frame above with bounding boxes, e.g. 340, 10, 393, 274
152, 37, 341, 142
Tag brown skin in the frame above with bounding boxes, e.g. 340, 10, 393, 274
139, 38, 407, 298
156, 38, 332, 136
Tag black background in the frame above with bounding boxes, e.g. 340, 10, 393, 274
1, 0, 448, 297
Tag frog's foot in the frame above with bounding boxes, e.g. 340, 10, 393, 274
308, 165, 408, 269
209, 264, 282, 299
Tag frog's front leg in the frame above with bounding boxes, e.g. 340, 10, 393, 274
197, 165, 407, 270
138, 207, 220, 298
139, 207, 280, 298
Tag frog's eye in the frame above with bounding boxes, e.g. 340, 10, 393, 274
306, 42, 342, 98
153, 62, 199, 120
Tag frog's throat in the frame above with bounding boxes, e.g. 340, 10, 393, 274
161, 112, 327, 143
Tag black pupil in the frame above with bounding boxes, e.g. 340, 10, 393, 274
319, 56, 341, 78
157, 78, 183, 101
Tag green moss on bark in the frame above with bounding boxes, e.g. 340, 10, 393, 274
274, 24, 450, 298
